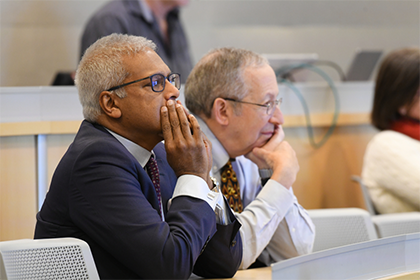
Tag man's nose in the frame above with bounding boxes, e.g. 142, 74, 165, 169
163, 80, 180, 100
269, 106, 284, 125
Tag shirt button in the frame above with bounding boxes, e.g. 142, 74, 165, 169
292, 227, 296, 232
231, 240, 236, 247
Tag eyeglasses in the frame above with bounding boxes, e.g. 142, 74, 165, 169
222, 97, 282, 115
106, 73, 181, 92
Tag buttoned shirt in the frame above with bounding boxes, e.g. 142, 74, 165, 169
197, 118, 315, 269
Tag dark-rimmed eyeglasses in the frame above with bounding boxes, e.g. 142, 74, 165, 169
106, 73, 181, 92
222, 97, 282, 115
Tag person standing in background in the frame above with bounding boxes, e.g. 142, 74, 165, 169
80, 0, 192, 83
184, 47, 315, 269
362, 47, 420, 214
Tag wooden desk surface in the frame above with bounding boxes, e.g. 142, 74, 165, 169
202, 268, 419, 280
204, 267, 271, 280
231, 267, 271, 280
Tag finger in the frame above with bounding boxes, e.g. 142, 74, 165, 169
161, 105, 173, 141
177, 100, 193, 134
202, 131, 212, 157
176, 102, 193, 138
188, 114, 203, 142
177, 100, 191, 117
277, 125, 285, 142
244, 151, 265, 168
202, 131, 213, 169
251, 147, 268, 162
270, 127, 283, 143
263, 128, 283, 150
166, 99, 183, 140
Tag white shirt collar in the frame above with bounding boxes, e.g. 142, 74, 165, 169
106, 128, 152, 168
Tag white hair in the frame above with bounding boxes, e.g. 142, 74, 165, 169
185, 47, 269, 118
75, 33, 156, 122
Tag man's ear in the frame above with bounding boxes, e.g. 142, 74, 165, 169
212, 97, 230, 125
99, 91, 122, 119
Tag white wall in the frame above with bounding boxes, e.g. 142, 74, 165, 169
1, 0, 418, 87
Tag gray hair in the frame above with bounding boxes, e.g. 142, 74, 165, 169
184, 47, 269, 118
75, 33, 156, 122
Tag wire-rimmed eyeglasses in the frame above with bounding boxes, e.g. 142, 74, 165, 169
106, 73, 181, 92
222, 97, 282, 115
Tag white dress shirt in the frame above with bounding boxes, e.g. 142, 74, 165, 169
107, 129, 227, 223
197, 118, 315, 269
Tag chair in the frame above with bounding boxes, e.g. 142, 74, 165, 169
51, 71, 75, 86
372, 212, 420, 238
272, 233, 420, 280
308, 208, 378, 252
0, 237, 99, 280
351, 175, 378, 215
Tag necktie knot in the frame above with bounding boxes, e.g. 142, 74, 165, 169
221, 160, 243, 213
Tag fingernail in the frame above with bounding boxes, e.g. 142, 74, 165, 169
167, 100, 174, 106
161, 106, 167, 112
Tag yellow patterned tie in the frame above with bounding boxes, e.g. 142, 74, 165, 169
220, 160, 243, 213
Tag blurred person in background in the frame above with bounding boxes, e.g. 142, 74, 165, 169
362, 47, 420, 214
80, 0, 192, 83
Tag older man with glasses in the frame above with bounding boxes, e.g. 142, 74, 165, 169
34, 34, 242, 279
184, 47, 315, 269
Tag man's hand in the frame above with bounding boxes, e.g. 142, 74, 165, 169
245, 126, 284, 169
246, 126, 299, 189
161, 100, 212, 189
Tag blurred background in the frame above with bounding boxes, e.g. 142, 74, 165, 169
1, 0, 418, 86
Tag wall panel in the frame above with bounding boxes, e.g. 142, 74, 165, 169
0, 136, 37, 241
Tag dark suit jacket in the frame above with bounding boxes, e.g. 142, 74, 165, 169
34, 120, 242, 279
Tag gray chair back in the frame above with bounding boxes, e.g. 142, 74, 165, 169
0, 237, 99, 280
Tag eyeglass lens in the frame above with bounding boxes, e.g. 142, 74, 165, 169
267, 98, 282, 115
151, 74, 180, 92
267, 102, 274, 115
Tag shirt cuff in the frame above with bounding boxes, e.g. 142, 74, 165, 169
171, 175, 228, 224
257, 179, 294, 212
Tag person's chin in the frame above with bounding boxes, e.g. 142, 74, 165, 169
253, 134, 271, 148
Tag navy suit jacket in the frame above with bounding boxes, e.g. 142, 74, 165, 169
34, 120, 242, 279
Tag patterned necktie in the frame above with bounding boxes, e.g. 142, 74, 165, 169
146, 156, 162, 218
220, 160, 243, 213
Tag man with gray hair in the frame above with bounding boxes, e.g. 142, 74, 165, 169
35, 34, 242, 279
185, 47, 315, 269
